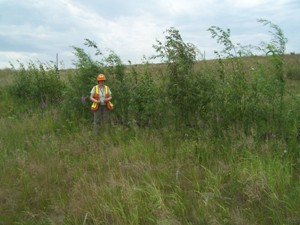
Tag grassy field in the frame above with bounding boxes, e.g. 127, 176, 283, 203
1, 55, 300, 224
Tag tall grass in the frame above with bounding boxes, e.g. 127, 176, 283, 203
0, 110, 299, 224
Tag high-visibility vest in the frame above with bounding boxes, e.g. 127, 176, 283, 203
91, 85, 113, 111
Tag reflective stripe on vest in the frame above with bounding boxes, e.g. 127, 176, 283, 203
105, 85, 108, 96
91, 85, 100, 111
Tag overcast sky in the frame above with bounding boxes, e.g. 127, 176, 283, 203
0, 0, 299, 69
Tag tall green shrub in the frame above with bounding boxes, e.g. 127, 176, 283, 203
257, 19, 288, 133
10, 62, 64, 107
128, 63, 164, 128
206, 19, 300, 144
152, 27, 199, 128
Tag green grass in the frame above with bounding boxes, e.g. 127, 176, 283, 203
0, 108, 299, 224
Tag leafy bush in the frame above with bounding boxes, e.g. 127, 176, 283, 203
206, 19, 296, 139
152, 27, 200, 128
10, 62, 64, 107
128, 63, 165, 128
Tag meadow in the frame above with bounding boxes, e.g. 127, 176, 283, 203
1, 21, 300, 225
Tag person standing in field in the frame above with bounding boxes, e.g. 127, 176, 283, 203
90, 73, 112, 134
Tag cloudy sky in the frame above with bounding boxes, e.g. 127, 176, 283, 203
0, 0, 299, 69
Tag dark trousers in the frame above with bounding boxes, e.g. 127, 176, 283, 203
93, 105, 109, 135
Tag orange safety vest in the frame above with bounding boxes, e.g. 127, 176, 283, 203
91, 85, 113, 111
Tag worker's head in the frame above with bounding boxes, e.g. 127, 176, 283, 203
97, 74, 106, 84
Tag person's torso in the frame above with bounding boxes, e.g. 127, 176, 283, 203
92, 85, 111, 105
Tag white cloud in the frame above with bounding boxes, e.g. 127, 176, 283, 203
0, 51, 43, 68
0, 0, 299, 69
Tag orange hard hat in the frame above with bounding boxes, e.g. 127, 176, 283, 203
97, 74, 106, 81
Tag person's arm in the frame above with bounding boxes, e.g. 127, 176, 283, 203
104, 95, 112, 102
90, 94, 100, 103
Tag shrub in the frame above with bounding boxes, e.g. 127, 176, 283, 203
128, 62, 164, 128
206, 19, 298, 140
10, 62, 64, 107
152, 27, 200, 128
